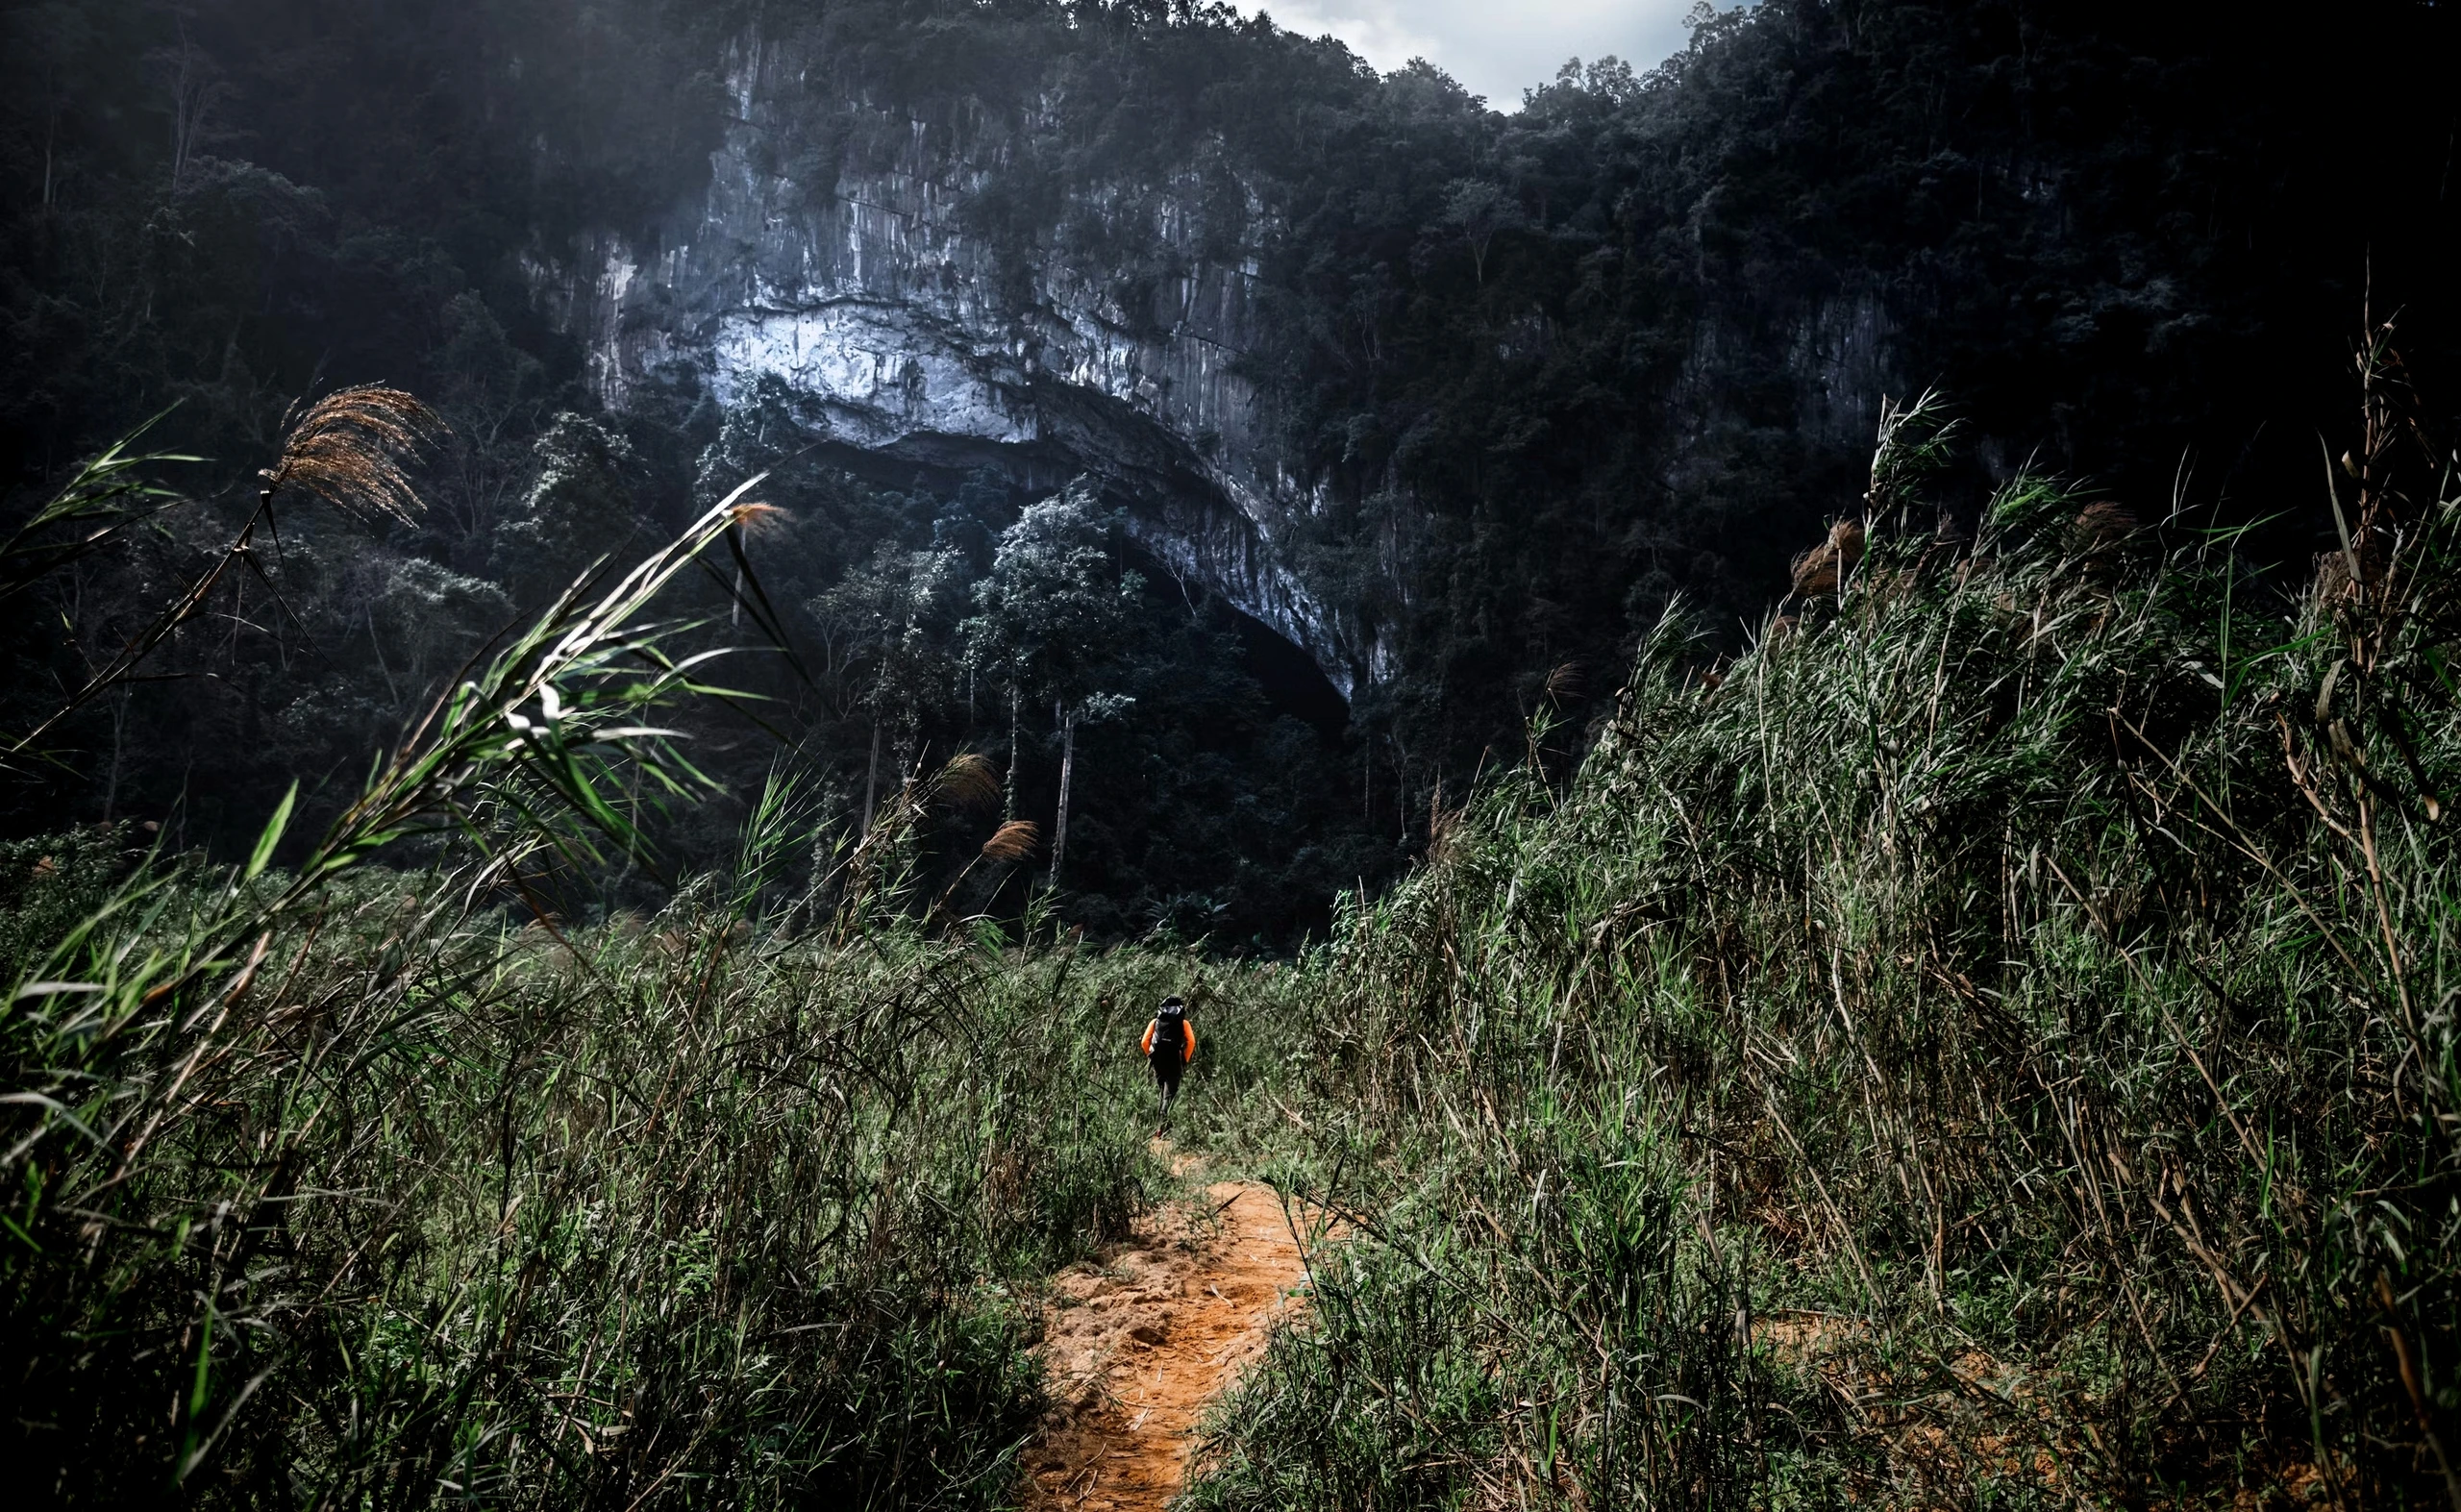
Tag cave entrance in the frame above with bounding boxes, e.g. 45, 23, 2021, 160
799, 435, 1349, 740
1230, 601, 1349, 741
1110, 539, 1348, 743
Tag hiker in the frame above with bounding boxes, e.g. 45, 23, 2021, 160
1139, 995, 1197, 1127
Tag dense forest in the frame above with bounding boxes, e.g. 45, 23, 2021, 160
9, 4, 2461, 1506
5, 0, 2455, 942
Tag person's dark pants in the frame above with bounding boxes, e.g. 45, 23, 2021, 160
1153, 1056, 1183, 1121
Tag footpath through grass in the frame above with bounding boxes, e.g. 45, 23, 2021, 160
0, 838, 1308, 1507
0, 419, 1312, 1508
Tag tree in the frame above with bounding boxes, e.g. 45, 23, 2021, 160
488, 414, 650, 606
426, 292, 546, 557
146, 26, 230, 194
960, 479, 1140, 883
810, 543, 964, 832
1441, 178, 1522, 286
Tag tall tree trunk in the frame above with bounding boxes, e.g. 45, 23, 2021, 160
101, 690, 127, 823
860, 717, 882, 835
1005, 679, 1020, 821
1393, 743, 1408, 842
1052, 703, 1077, 884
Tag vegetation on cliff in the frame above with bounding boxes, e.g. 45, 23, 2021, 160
5, 0, 2453, 934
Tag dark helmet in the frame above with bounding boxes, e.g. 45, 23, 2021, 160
1160, 995, 1185, 1012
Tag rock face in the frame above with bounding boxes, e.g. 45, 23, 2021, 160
540, 34, 1368, 691
533, 32, 1922, 705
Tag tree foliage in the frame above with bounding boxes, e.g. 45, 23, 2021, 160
0, 0, 2451, 938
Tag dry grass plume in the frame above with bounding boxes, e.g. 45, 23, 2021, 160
258, 384, 444, 526
980, 819, 1041, 864
1790, 517, 1868, 598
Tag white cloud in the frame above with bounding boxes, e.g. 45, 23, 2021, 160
1246, 1, 1702, 110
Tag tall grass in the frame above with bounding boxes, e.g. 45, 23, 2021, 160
6, 386, 441, 762
0, 405, 1273, 1506
19, 345, 2459, 1508
3, 839, 1211, 1506
1196, 356, 2461, 1506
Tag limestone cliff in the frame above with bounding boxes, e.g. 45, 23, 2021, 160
529, 29, 1935, 709
537, 34, 1371, 691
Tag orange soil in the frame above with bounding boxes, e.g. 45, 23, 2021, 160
1020, 1152, 1311, 1511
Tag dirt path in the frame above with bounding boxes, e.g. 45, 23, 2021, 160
1021, 1151, 1311, 1510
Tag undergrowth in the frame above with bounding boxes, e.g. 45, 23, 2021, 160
16, 337, 2461, 1511
1, 838, 1274, 1507
1195, 352, 2461, 1507
0, 402, 1287, 1508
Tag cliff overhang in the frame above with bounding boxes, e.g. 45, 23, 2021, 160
539, 37, 1363, 695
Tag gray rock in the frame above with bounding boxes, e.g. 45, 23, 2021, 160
536, 35, 1374, 692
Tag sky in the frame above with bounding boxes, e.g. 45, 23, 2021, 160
1241, 1, 1703, 110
